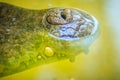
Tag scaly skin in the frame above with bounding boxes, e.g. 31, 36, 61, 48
0, 2, 99, 77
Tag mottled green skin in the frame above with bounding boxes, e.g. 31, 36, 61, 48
0, 2, 85, 77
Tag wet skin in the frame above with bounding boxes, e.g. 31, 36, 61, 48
0, 2, 99, 77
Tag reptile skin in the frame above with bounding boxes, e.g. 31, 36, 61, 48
0, 2, 99, 77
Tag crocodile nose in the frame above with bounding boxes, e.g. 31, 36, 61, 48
46, 8, 73, 25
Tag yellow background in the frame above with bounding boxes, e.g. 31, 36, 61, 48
0, 0, 120, 80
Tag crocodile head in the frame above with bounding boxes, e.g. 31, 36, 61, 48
43, 8, 99, 41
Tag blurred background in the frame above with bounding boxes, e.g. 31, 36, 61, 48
0, 0, 120, 80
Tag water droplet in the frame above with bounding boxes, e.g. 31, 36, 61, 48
38, 55, 42, 59
44, 47, 54, 57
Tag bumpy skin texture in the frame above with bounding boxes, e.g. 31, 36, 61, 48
0, 2, 99, 77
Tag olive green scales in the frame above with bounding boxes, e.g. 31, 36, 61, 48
0, 2, 99, 77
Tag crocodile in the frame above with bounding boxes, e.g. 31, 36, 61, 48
0, 2, 99, 77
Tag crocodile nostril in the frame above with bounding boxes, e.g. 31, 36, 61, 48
61, 9, 73, 22
61, 13, 66, 20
